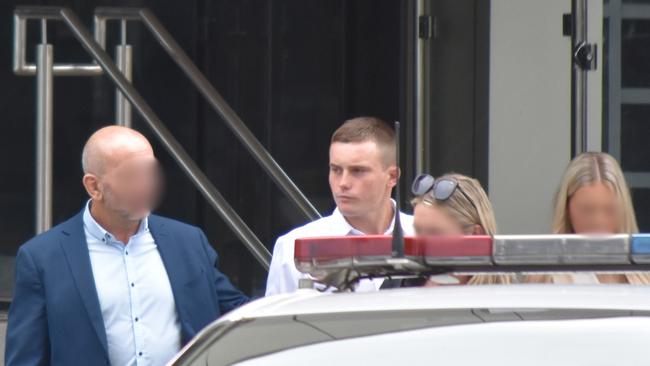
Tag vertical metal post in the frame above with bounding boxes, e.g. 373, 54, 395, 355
115, 19, 132, 127
574, 0, 589, 154
35, 19, 53, 234
414, 0, 426, 174
13, 14, 26, 74
607, 0, 622, 160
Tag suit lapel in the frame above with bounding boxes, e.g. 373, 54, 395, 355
58, 211, 109, 357
149, 216, 197, 290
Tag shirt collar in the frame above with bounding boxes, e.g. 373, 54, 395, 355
83, 200, 149, 243
331, 199, 400, 236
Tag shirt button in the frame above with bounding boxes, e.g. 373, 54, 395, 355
131, 283, 135, 287
125, 250, 129, 255
135, 317, 139, 322
139, 352, 143, 356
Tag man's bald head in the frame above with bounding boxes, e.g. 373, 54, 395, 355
82, 126, 154, 176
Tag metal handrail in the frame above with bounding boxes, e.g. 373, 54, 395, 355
13, 6, 274, 269
93, 7, 322, 222
13, 7, 102, 76
15, 6, 321, 222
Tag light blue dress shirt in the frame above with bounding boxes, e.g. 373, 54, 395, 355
83, 201, 181, 366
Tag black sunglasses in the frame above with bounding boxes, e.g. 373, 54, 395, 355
411, 174, 478, 211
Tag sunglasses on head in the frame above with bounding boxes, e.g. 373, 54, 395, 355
411, 174, 479, 211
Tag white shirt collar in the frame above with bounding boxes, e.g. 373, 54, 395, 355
330, 199, 401, 236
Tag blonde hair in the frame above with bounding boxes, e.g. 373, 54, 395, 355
411, 173, 497, 235
553, 152, 638, 234
533, 152, 649, 285
412, 173, 513, 285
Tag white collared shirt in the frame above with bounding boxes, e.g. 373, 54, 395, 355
265, 202, 414, 296
83, 202, 181, 366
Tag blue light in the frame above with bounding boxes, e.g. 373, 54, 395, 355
631, 234, 650, 264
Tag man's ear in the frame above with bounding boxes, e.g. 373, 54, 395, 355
388, 166, 400, 188
82, 174, 102, 201
472, 225, 486, 235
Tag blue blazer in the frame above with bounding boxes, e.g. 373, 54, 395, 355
5, 211, 250, 366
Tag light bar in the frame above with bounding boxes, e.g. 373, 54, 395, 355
294, 234, 650, 290
493, 234, 630, 265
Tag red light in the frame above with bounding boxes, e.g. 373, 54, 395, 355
417, 235, 492, 256
294, 235, 394, 262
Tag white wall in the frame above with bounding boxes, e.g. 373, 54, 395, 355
489, 0, 602, 234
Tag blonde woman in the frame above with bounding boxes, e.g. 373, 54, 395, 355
411, 173, 512, 285
532, 152, 650, 284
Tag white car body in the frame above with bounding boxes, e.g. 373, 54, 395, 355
168, 285, 650, 366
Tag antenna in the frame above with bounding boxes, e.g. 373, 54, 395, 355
392, 121, 405, 257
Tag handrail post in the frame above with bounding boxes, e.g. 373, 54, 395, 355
13, 14, 26, 75
414, 0, 426, 175
35, 19, 53, 234
115, 19, 132, 127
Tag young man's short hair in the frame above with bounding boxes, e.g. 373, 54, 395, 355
330, 117, 396, 166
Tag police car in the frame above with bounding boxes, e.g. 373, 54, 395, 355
167, 234, 650, 366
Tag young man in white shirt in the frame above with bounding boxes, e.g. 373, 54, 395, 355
266, 117, 414, 295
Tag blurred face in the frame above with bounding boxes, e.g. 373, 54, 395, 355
413, 202, 466, 236
329, 141, 397, 218
568, 182, 620, 234
90, 152, 162, 222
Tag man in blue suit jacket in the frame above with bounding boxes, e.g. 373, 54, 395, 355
5, 126, 249, 366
